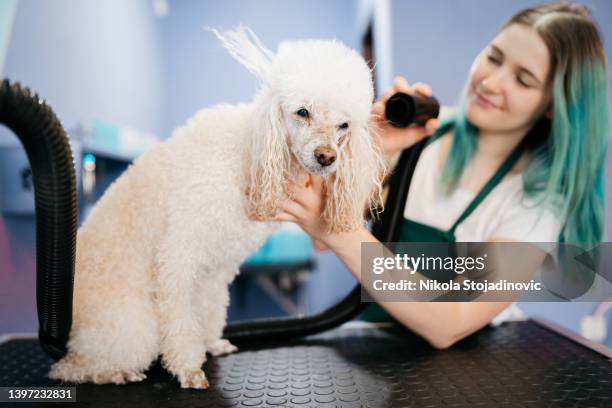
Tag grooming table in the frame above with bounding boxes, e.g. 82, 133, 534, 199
1, 319, 611, 408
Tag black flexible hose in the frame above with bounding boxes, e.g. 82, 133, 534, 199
0, 79, 76, 360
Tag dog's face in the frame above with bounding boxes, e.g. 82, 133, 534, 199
214, 28, 385, 230
282, 102, 349, 175
269, 39, 375, 176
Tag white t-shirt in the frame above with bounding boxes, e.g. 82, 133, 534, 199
401, 135, 563, 324
403, 137, 562, 242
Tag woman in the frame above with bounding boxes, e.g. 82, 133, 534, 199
266, 3, 610, 348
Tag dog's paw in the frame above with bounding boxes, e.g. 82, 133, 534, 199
92, 369, 147, 385
179, 369, 209, 389
207, 339, 238, 356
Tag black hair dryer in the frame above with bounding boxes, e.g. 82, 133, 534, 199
385, 92, 440, 128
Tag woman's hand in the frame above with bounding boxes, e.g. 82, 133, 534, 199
267, 172, 333, 247
372, 76, 440, 158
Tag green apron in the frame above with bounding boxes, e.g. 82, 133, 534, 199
361, 125, 529, 322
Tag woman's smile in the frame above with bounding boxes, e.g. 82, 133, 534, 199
474, 91, 502, 110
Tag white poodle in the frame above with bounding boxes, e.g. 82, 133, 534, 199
48, 27, 386, 389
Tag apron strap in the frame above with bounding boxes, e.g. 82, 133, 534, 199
448, 135, 529, 234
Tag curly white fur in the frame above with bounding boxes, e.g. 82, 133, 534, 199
48, 27, 386, 389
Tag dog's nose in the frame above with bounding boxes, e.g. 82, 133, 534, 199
314, 147, 337, 166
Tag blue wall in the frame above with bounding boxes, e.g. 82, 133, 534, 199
1, 0, 165, 142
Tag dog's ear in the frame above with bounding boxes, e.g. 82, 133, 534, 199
247, 93, 291, 219
209, 26, 274, 83
324, 123, 387, 233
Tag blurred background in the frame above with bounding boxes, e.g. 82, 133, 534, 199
1, 0, 611, 347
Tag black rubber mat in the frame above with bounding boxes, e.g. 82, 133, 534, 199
1, 320, 611, 407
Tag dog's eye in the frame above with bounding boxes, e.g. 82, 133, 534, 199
296, 108, 309, 118
339, 122, 349, 130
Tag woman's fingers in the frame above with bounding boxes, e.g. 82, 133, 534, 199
393, 76, 411, 93
378, 76, 432, 110
310, 175, 325, 192
381, 88, 395, 104
425, 118, 439, 134
412, 82, 433, 97
378, 77, 409, 104
278, 198, 307, 218
396, 78, 433, 100
284, 179, 308, 204
271, 211, 298, 223
371, 100, 385, 117
283, 171, 326, 210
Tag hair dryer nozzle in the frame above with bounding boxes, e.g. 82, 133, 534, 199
385, 92, 440, 128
